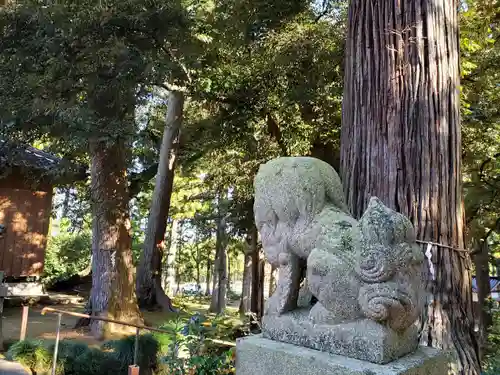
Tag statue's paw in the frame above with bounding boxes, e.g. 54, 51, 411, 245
264, 294, 284, 316
309, 302, 339, 325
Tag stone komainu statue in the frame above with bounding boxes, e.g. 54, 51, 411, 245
254, 157, 426, 364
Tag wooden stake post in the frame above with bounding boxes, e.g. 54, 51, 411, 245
20, 305, 29, 341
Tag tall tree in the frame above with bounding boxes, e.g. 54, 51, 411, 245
0, 0, 192, 336
340, 0, 480, 373
136, 91, 184, 311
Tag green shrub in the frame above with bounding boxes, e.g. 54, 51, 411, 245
483, 310, 500, 374
46, 340, 91, 375
43, 220, 91, 286
6, 339, 52, 374
155, 313, 236, 375
102, 333, 160, 371
70, 348, 123, 375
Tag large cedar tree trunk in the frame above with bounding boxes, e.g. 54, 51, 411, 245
136, 91, 184, 311
341, 1, 480, 373
89, 140, 142, 339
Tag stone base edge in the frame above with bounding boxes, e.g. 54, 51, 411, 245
236, 335, 450, 375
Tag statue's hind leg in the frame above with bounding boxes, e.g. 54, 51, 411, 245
265, 252, 302, 316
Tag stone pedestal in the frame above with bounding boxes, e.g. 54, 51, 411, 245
262, 310, 419, 364
236, 335, 449, 375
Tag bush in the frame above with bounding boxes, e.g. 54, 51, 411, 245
43, 220, 91, 287
5, 337, 163, 375
6, 339, 52, 374
483, 310, 500, 374
46, 340, 91, 375
102, 333, 160, 371
156, 313, 236, 375
152, 319, 185, 355
70, 348, 123, 375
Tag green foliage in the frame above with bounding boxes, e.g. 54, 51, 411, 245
460, 0, 500, 245
49, 340, 91, 375
43, 219, 91, 286
70, 347, 123, 375
157, 312, 235, 375
6, 339, 51, 373
483, 311, 500, 374
5, 337, 161, 375
102, 333, 160, 371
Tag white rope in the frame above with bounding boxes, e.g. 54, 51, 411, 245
425, 243, 436, 280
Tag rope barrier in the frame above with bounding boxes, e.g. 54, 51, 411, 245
415, 239, 473, 279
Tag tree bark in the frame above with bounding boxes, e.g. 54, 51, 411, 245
205, 257, 211, 296
209, 216, 227, 313
136, 91, 184, 311
239, 252, 252, 314
249, 225, 261, 317
474, 238, 492, 355
89, 139, 142, 339
341, 1, 480, 373
164, 219, 179, 296
227, 256, 232, 294
257, 249, 265, 318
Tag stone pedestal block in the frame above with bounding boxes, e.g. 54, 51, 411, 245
236, 335, 449, 375
262, 310, 419, 364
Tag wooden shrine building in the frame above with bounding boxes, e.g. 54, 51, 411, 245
0, 140, 84, 281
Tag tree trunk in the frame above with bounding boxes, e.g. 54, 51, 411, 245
239, 252, 252, 314
136, 91, 184, 311
89, 139, 143, 339
249, 225, 261, 316
257, 249, 265, 318
164, 219, 179, 296
210, 216, 227, 313
195, 246, 201, 288
174, 225, 183, 295
474, 238, 492, 355
227, 255, 232, 294
341, 1, 480, 373
205, 257, 211, 296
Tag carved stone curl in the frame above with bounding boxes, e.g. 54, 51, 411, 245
254, 157, 427, 364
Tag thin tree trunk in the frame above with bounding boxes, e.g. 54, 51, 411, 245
174, 224, 183, 295
195, 246, 201, 288
205, 258, 211, 296
210, 216, 227, 313
227, 255, 232, 294
239, 252, 252, 314
257, 250, 265, 318
474, 238, 492, 355
164, 219, 179, 296
249, 225, 260, 316
341, 1, 480, 373
88, 140, 142, 339
136, 91, 184, 311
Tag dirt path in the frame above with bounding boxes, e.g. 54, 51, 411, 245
2, 304, 84, 343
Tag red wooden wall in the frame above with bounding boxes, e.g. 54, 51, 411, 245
0, 173, 52, 277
